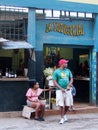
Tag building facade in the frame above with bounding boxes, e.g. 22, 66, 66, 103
0, 0, 98, 111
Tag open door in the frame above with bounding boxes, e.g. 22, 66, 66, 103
43, 44, 90, 104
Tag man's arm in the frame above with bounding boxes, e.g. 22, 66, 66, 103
53, 80, 65, 92
69, 77, 73, 86
66, 77, 73, 90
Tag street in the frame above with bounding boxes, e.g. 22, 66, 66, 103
0, 113, 98, 130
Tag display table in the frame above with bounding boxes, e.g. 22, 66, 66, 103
44, 79, 56, 109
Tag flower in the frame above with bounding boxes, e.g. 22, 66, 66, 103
51, 98, 56, 104
43, 67, 53, 77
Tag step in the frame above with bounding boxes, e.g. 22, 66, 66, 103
45, 106, 98, 116
0, 104, 98, 118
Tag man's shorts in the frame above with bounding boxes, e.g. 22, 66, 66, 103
56, 89, 73, 107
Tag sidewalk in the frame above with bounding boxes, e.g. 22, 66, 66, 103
0, 113, 98, 130
0, 103, 98, 130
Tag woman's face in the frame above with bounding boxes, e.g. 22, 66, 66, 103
34, 82, 39, 89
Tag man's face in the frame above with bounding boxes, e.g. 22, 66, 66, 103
63, 62, 68, 68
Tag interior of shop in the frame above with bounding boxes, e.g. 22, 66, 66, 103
43, 44, 90, 104
0, 45, 90, 105
0, 49, 25, 77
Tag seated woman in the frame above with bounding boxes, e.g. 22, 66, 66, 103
26, 80, 51, 121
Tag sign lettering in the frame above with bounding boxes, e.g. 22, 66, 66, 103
45, 22, 84, 36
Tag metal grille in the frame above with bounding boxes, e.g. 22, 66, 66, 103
0, 6, 94, 41
0, 6, 28, 40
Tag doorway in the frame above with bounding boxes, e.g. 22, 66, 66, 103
43, 44, 90, 103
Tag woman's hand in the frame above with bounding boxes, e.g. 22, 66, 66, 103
32, 99, 39, 102
48, 87, 53, 91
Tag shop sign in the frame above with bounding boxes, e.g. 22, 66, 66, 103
45, 22, 84, 36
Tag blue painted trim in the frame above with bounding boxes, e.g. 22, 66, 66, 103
1, 0, 98, 13
27, 9, 36, 48
90, 48, 96, 104
93, 14, 98, 52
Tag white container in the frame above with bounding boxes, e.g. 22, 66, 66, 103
24, 68, 28, 77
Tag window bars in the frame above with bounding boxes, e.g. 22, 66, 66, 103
0, 6, 94, 41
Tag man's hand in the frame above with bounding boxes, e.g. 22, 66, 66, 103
61, 88, 65, 93
66, 86, 70, 91
66, 84, 73, 90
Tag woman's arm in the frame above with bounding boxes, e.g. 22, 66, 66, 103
42, 87, 53, 92
27, 96, 33, 102
27, 96, 39, 102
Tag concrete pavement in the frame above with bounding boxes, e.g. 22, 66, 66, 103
0, 113, 98, 130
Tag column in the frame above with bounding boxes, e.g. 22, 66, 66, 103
27, 8, 36, 79
91, 14, 98, 105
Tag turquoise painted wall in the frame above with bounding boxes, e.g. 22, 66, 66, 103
36, 19, 93, 51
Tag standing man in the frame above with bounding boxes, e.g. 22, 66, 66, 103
52, 59, 73, 124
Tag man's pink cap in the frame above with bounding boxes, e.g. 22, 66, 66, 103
58, 59, 69, 66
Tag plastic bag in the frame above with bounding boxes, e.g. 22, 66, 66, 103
71, 86, 76, 96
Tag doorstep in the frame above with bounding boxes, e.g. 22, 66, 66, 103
0, 103, 98, 118
45, 105, 98, 116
